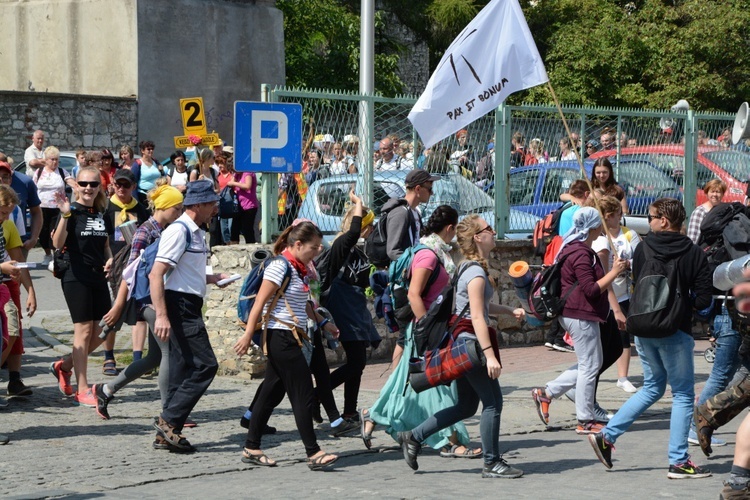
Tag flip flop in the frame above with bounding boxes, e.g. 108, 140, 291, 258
241, 450, 277, 467
307, 452, 338, 471
439, 444, 483, 459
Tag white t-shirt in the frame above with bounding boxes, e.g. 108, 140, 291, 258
24, 145, 44, 177
329, 157, 354, 175
170, 170, 189, 189
35, 167, 72, 208
262, 258, 308, 330
560, 151, 577, 161
592, 226, 640, 301
155, 214, 208, 297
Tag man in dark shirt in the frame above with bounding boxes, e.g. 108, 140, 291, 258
590, 198, 713, 478
102, 169, 149, 374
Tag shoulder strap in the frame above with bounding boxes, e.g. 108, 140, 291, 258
417, 248, 441, 296
448, 261, 481, 328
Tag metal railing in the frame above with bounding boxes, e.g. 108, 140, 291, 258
261, 84, 744, 239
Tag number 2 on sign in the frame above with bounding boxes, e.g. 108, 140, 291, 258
180, 98, 208, 136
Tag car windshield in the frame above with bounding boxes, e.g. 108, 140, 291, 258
424, 174, 494, 216
703, 150, 750, 181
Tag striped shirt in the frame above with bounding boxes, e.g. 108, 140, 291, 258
127, 217, 162, 266
262, 258, 308, 330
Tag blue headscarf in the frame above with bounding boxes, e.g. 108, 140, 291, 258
557, 207, 603, 257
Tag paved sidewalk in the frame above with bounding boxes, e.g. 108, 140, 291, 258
2, 321, 737, 499
2, 249, 738, 498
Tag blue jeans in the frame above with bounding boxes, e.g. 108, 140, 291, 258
411, 364, 504, 465
602, 330, 694, 465
697, 307, 747, 406
220, 217, 232, 244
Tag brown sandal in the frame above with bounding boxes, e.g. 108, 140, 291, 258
308, 451, 338, 471
153, 417, 194, 452
241, 449, 277, 467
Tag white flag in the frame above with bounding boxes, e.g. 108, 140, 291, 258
408, 0, 548, 148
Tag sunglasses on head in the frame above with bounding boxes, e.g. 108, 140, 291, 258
78, 181, 100, 188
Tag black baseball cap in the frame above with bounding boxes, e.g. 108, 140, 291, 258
405, 169, 440, 188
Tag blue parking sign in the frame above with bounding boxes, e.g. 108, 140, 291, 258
234, 101, 302, 173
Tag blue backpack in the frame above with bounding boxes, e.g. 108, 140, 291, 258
389, 244, 440, 323
237, 256, 292, 331
132, 221, 191, 307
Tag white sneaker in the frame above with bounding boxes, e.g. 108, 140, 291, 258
617, 379, 638, 393
48, 260, 55, 273
41, 254, 53, 266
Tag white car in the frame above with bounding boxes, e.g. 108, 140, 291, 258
298, 171, 540, 241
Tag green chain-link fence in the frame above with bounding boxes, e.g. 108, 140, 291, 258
264, 85, 747, 238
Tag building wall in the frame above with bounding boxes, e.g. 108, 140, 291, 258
0, 91, 137, 160
0, 0, 285, 156
136, 0, 285, 152
0, 0, 138, 97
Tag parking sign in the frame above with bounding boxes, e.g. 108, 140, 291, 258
234, 101, 302, 173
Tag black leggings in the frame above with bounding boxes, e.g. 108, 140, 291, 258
245, 328, 320, 457
595, 311, 624, 393
310, 330, 341, 422
231, 207, 258, 243
329, 340, 368, 416
40, 207, 59, 251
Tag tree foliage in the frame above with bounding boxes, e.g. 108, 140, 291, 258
518, 0, 750, 110
277, 0, 403, 96
280, 0, 750, 111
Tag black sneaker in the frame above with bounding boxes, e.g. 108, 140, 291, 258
397, 431, 421, 471
482, 458, 523, 478
552, 342, 574, 353
330, 418, 358, 437
589, 432, 613, 469
7, 379, 32, 397
342, 412, 360, 423
239, 415, 276, 435
667, 459, 711, 479
92, 384, 111, 420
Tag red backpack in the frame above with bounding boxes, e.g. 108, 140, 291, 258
532, 202, 572, 259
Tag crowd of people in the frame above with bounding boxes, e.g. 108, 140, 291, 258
4, 126, 750, 497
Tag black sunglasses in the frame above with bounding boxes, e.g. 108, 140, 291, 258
476, 225, 495, 235
78, 181, 100, 188
115, 181, 132, 189
647, 213, 662, 222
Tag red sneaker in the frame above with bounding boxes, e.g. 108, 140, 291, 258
49, 360, 73, 397
576, 421, 605, 435
73, 389, 97, 408
531, 388, 551, 425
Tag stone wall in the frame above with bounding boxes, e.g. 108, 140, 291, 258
205, 239, 545, 377
0, 91, 138, 160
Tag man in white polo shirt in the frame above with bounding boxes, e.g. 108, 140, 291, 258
149, 179, 230, 452
24, 130, 45, 177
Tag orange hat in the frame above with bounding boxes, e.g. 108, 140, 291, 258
456, 129, 468, 138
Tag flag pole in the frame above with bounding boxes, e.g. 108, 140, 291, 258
546, 81, 617, 251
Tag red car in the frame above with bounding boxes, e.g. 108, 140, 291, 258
590, 145, 749, 205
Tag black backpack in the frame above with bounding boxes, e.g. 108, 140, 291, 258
411, 262, 478, 357
528, 250, 578, 321
626, 243, 688, 338
698, 202, 750, 274
364, 199, 414, 268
